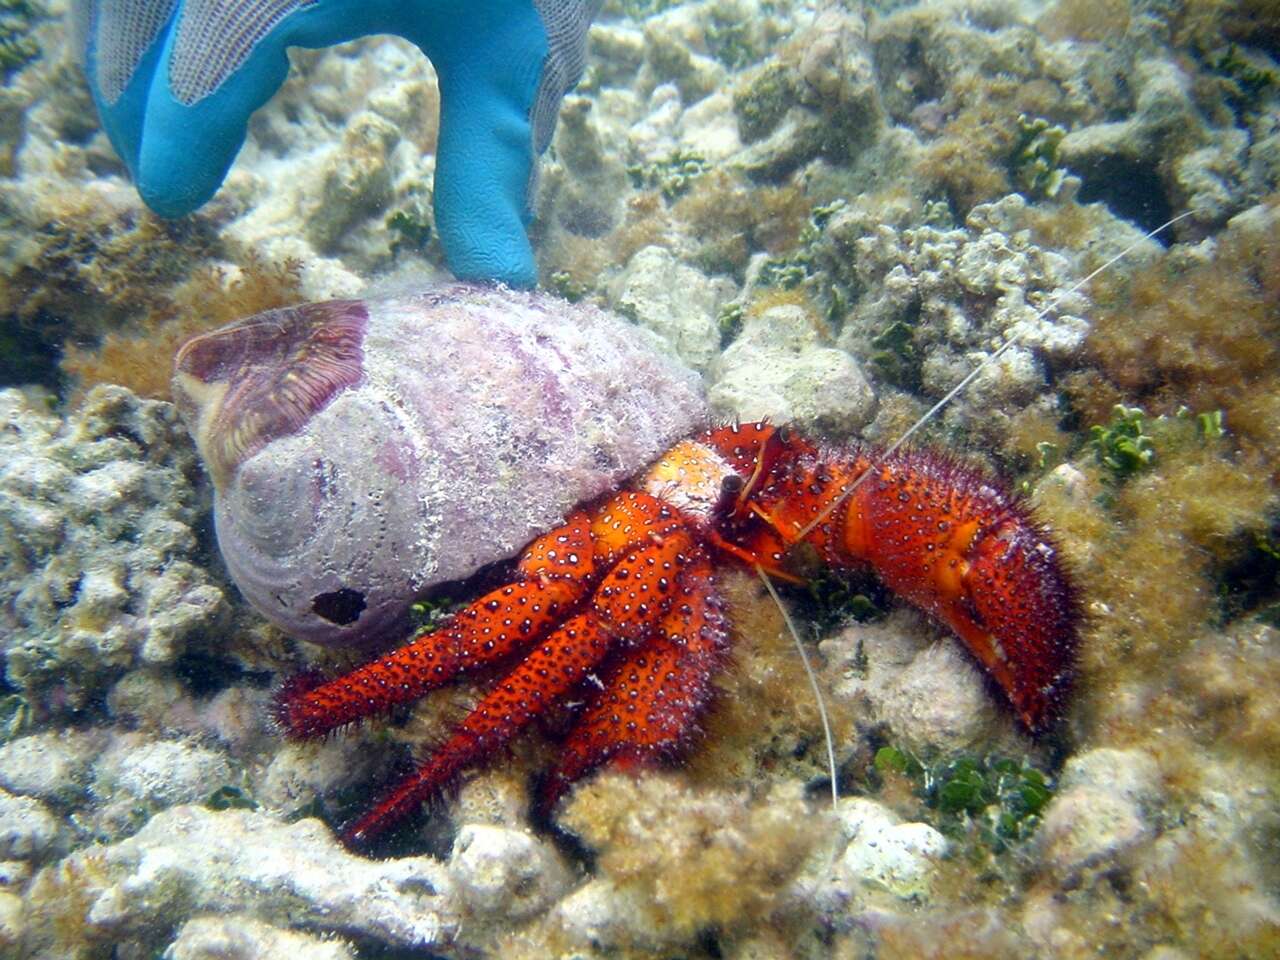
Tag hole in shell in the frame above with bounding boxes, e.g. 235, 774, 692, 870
312, 588, 367, 626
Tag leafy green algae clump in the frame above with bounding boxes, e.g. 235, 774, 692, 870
1088, 403, 1156, 480
874, 747, 1053, 853
626, 149, 710, 202
1011, 113, 1068, 199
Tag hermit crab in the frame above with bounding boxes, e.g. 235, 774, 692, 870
173, 283, 1077, 847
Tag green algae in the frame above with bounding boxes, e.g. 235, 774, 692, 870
547, 269, 591, 303
733, 61, 794, 141
386, 206, 433, 254
716, 300, 744, 346
1088, 403, 1157, 480
626, 149, 710, 201
874, 747, 1054, 852
1011, 113, 1068, 199
205, 785, 258, 812
755, 199, 844, 289
0, 691, 32, 743
868, 318, 922, 391
1211, 43, 1278, 106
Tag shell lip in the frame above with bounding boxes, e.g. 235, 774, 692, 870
171, 299, 370, 487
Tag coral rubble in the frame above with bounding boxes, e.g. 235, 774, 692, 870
0, 386, 228, 710
0, 0, 1276, 957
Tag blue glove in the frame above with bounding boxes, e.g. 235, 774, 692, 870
76, 0, 600, 287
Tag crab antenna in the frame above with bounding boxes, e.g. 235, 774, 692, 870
792, 209, 1197, 545
757, 563, 840, 810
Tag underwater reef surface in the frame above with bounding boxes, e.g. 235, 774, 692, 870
0, 0, 1278, 957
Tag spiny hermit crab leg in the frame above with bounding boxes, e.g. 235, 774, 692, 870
541, 551, 728, 809
343, 509, 698, 845
275, 512, 601, 738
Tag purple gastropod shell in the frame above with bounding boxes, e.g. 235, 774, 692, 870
172, 283, 707, 646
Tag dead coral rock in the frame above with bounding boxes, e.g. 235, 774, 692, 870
796, 10, 884, 148
1035, 784, 1155, 882
0, 789, 65, 863
165, 915, 356, 960
735, 9, 883, 179
832, 798, 948, 904
88, 734, 237, 839
551, 96, 630, 238
821, 610, 1022, 756
0, 184, 219, 347
611, 245, 735, 371
1058, 748, 1164, 815
0, 386, 229, 710
876, 641, 1004, 755
0, 729, 103, 807
254, 735, 391, 822
0, 889, 21, 952
448, 824, 573, 920
1059, 57, 1251, 226
1033, 748, 1167, 884
709, 301, 876, 432
306, 112, 400, 253
22, 807, 460, 957
637, 5, 727, 105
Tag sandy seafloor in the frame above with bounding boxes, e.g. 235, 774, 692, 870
1, 0, 1278, 957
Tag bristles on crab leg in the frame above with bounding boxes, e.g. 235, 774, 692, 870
790, 210, 1198, 547
274, 512, 599, 739
541, 552, 727, 808
343, 609, 613, 846
343, 519, 698, 845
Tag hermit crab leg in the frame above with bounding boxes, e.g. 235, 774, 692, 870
540, 551, 728, 808
274, 512, 601, 738
343, 499, 698, 845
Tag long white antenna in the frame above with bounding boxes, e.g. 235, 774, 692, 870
758, 564, 840, 810
792, 209, 1196, 544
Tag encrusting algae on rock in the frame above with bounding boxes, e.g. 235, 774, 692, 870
551, 773, 820, 951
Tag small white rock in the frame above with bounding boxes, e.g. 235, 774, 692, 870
877, 641, 1000, 753
1036, 786, 1153, 880
611, 246, 734, 371
91, 735, 235, 809
836, 798, 947, 901
165, 914, 356, 960
0, 729, 101, 803
449, 823, 572, 919
0, 890, 23, 951
1058, 748, 1164, 814
556, 877, 660, 952
0, 789, 64, 860
710, 304, 876, 431
24, 806, 460, 953
0, 859, 31, 892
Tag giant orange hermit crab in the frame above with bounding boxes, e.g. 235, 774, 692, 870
274, 421, 1076, 846
173, 283, 1083, 850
